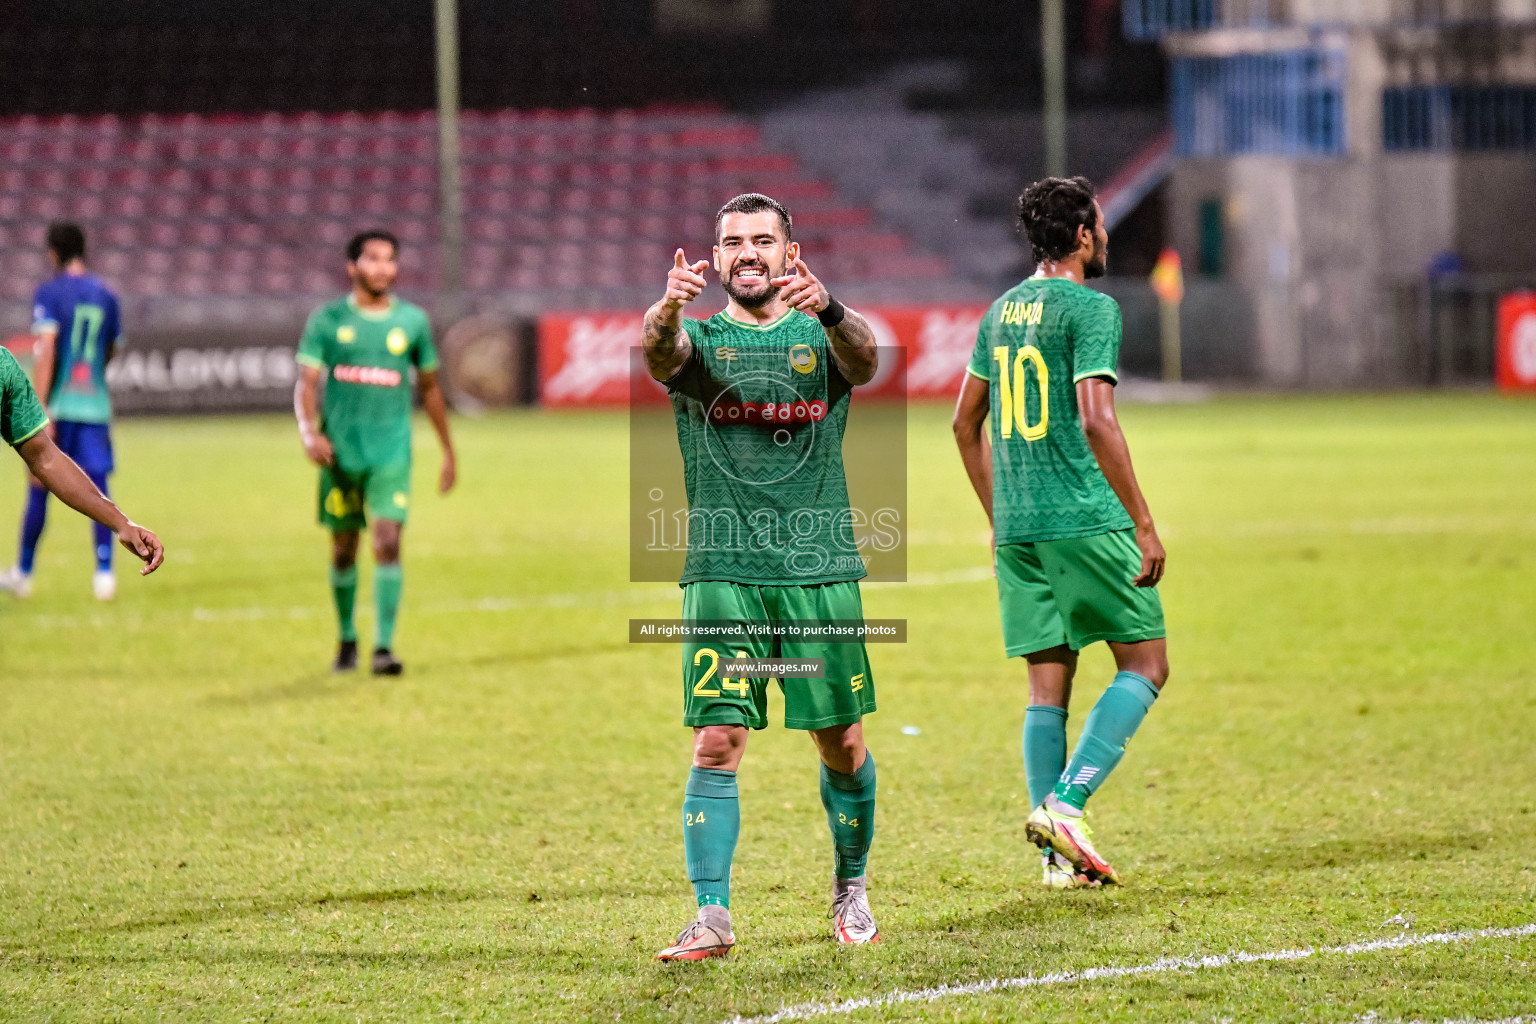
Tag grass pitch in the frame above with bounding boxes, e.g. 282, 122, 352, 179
1, 394, 1533, 1023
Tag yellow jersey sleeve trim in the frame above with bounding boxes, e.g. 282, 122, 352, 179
1072, 368, 1119, 384
417, 358, 441, 372
296, 353, 328, 370
10, 418, 49, 448
964, 366, 990, 381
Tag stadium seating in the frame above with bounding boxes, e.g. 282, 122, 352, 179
0, 107, 950, 318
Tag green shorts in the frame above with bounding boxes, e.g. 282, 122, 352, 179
318, 462, 412, 532
680, 580, 876, 731
995, 529, 1165, 656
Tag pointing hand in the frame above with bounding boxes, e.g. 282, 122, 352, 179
664, 249, 710, 311
770, 257, 829, 315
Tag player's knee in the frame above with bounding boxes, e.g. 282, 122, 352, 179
1140, 656, 1170, 689
692, 727, 743, 770
331, 535, 358, 569
813, 727, 865, 774
824, 742, 864, 775
372, 528, 401, 564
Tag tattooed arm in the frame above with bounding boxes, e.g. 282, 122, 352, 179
771, 256, 878, 385
822, 309, 878, 385
643, 249, 708, 382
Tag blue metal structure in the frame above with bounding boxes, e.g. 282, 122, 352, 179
1125, 0, 1536, 39
1124, 0, 1221, 40
1383, 86, 1536, 151
1172, 50, 1347, 157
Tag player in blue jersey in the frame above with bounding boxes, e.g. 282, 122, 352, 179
0, 223, 126, 601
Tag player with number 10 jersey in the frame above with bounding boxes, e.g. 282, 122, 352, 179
954, 175, 1171, 891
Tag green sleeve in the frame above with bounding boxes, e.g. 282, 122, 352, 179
1071, 294, 1122, 384
412, 313, 440, 372
965, 309, 993, 381
1, 350, 49, 448
296, 309, 329, 370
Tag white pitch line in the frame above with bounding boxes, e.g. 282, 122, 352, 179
720, 923, 1536, 1024
1345, 1015, 1536, 1024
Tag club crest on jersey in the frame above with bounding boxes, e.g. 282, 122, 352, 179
386, 327, 409, 355
789, 344, 817, 375
337, 325, 356, 343
715, 346, 739, 365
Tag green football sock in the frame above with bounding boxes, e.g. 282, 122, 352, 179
1024, 705, 1068, 808
820, 752, 877, 879
329, 565, 358, 643
683, 766, 740, 908
1053, 671, 1160, 810
373, 564, 403, 649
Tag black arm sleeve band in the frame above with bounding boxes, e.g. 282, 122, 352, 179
817, 296, 846, 328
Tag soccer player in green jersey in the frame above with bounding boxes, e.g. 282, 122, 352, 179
953, 176, 1169, 888
294, 230, 456, 676
0, 347, 162, 582
643, 194, 883, 959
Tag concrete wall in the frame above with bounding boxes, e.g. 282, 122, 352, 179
1165, 25, 1536, 386
1169, 156, 1396, 386
1453, 156, 1536, 272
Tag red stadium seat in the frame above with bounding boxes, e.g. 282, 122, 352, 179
22, 195, 65, 219
173, 274, 211, 297
26, 168, 65, 192
0, 106, 946, 302
0, 278, 32, 300
188, 222, 224, 248
300, 269, 334, 293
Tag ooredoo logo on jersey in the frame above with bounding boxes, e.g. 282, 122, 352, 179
333, 364, 402, 387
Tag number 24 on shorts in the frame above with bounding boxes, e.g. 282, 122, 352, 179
692, 648, 751, 697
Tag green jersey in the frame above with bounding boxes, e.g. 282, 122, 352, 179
1, 348, 49, 449
665, 309, 863, 587
966, 276, 1134, 544
296, 296, 438, 470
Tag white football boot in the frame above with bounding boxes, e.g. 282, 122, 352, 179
93, 570, 116, 601
831, 877, 880, 945
0, 566, 33, 598
657, 904, 734, 961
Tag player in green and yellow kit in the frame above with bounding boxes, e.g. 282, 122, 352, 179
643, 194, 882, 959
0, 347, 162, 584
294, 230, 456, 676
954, 176, 1170, 888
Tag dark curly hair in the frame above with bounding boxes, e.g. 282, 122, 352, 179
715, 193, 792, 243
1016, 176, 1098, 265
346, 228, 399, 262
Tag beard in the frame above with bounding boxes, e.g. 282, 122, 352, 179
354, 274, 394, 298
721, 259, 780, 308
1084, 235, 1108, 279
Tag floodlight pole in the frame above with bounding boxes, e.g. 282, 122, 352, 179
1041, 0, 1068, 178
435, 0, 465, 323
